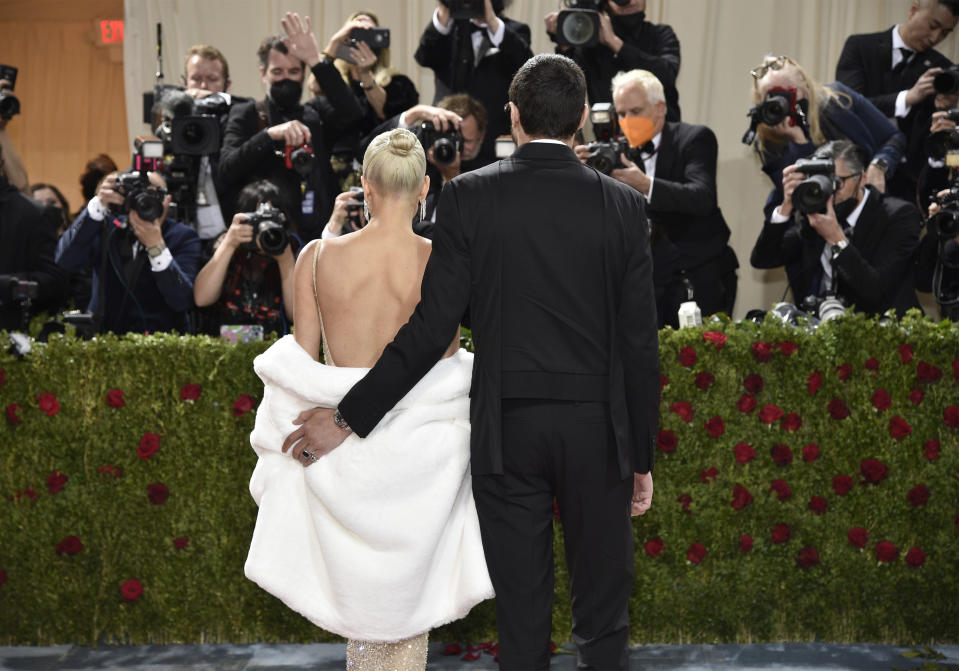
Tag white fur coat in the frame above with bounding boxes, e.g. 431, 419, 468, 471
245, 335, 493, 641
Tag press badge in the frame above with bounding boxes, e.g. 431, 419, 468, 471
302, 189, 315, 215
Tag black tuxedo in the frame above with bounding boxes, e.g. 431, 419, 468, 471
751, 186, 922, 316
338, 142, 659, 668
647, 121, 738, 316
836, 27, 953, 202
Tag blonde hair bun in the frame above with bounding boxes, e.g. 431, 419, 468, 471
362, 128, 427, 198
387, 128, 417, 155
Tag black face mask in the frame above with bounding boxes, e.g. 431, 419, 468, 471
833, 191, 860, 223
610, 10, 646, 32
269, 79, 303, 110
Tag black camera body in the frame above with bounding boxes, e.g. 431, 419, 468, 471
934, 65, 959, 95
336, 27, 391, 63
414, 120, 463, 166
242, 202, 289, 256
113, 171, 166, 222
345, 187, 365, 231
791, 158, 836, 215
0, 274, 38, 307
554, 0, 631, 47
0, 64, 19, 121
440, 0, 487, 20
930, 186, 959, 237
585, 138, 630, 175
924, 108, 959, 162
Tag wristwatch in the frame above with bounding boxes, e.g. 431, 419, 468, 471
831, 239, 849, 256
333, 408, 352, 433
146, 243, 166, 258
870, 157, 889, 173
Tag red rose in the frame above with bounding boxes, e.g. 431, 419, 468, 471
700, 466, 719, 483
771, 523, 792, 544
739, 535, 754, 552
98, 464, 123, 478
105, 388, 125, 408
907, 484, 930, 508
137, 432, 161, 460
737, 393, 757, 414
147, 483, 169, 505
917, 361, 943, 383
889, 416, 912, 440
644, 538, 665, 557
777, 342, 798, 356
758, 404, 784, 424
860, 459, 889, 484
836, 363, 852, 381
769, 479, 792, 500
686, 543, 707, 564
442, 644, 462, 656
180, 383, 202, 401
924, 439, 941, 461
733, 442, 756, 464
770, 443, 793, 466
695, 371, 716, 391
828, 397, 850, 420
36, 392, 60, 416
847, 527, 869, 548
864, 358, 879, 375
752, 341, 772, 362
677, 493, 692, 512
660, 374, 669, 389
909, 388, 924, 405
905, 547, 926, 568
807, 370, 823, 395
14, 488, 37, 503
808, 496, 828, 515
56, 536, 84, 555
656, 430, 678, 453
832, 475, 854, 496
461, 650, 482, 661
5, 403, 23, 426
678, 346, 697, 367
797, 546, 820, 568
802, 443, 820, 462
46, 471, 67, 495
704, 415, 725, 438
669, 401, 694, 423
944, 405, 959, 429
875, 541, 899, 563
898, 343, 914, 363
781, 412, 802, 432
702, 331, 727, 349
871, 389, 891, 411
233, 394, 256, 417
743, 373, 764, 394
731, 484, 753, 510
173, 537, 189, 550
120, 578, 143, 602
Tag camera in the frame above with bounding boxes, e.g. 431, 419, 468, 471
345, 187, 365, 231
440, 0, 487, 20
152, 88, 222, 156
241, 202, 289, 256
791, 158, 835, 215
278, 143, 315, 176
742, 88, 801, 145
414, 120, 463, 166
0, 275, 38, 307
0, 65, 19, 121
924, 108, 959, 163
554, 0, 631, 48
934, 65, 959, 95
114, 171, 167, 222
928, 185, 959, 237
801, 294, 848, 323
584, 102, 630, 175
335, 27, 391, 63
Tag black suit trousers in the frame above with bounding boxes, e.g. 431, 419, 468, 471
472, 399, 634, 671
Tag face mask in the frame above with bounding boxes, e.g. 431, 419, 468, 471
619, 116, 656, 148
833, 191, 860, 222
611, 11, 645, 32
269, 79, 302, 110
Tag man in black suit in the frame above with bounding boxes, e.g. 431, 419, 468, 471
284, 54, 659, 670
751, 140, 922, 317
415, 0, 533, 164
836, 0, 959, 202
577, 68, 737, 318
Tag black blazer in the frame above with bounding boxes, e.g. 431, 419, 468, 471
338, 142, 660, 478
751, 186, 922, 316
648, 121, 734, 272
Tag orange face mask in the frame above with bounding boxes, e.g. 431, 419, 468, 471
619, 116, 656, 148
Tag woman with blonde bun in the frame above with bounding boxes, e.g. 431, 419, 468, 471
245, 128, 493, 670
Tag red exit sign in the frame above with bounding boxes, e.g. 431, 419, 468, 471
99, 20, 124, 44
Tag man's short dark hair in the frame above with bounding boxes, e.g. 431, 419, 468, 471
437, 93, 488, 136
935, 0, 959, 17
812, 140, 868, 175
257, 36, 300, 69
507, 54, 586, 140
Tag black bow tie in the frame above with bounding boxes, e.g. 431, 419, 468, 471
639, 140, 656, 156
469, 22, 486, 34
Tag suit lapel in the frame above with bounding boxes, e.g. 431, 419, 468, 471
849, 189, 886, 259
654, 123, 676, 179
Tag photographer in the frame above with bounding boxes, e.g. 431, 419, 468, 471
219, 13, 363, 244
55, 170, 201, 334
193, 180, 296, 336
574, 69, 737, 318
751, 140, 922, 318
918, 186, 959, 320
0, 145, 67, 331
415, 0, 532, 163
546, 0, 681, 122
0, 76, 28, 193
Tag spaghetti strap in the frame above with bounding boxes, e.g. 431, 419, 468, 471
311, 241, 335, 366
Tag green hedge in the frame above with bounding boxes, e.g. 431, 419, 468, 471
0, 312, 957, 646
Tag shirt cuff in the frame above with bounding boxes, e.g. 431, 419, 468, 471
487, 17, 506, 46
769, 206, 791, 223
321, 225, 342, 239
87, 197, 109, 221
397, 111, 409, 128
432, 8, 452, 34
148, 247, 173, 272
895, 90, 911, 118
646, 176, 655, 204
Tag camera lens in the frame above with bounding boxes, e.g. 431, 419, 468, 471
0, 91, 20, 120
933, 70, 959, 95
792, 174, 834, 214
432, 138, 457, 166
289, 147, 314, 176
561, 12, 598, 46
257, 221, 288, 256
759, 97, 788, 126
180, 121, 207, 147
132, 192, 164, 222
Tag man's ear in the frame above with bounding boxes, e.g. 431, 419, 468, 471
224, 78, 232, 92
578, 103, 588, 132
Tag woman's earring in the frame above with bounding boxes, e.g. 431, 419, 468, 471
419, 199, 426, 222
363, 200, 372, 223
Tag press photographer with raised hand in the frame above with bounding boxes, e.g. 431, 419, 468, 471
751, 140, 922, 319
546, 0, 681, 122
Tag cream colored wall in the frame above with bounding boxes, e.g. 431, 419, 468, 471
124, 0, 959, 318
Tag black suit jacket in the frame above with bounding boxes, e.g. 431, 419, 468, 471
648, 121, 734, 273
751, 186, 921, 316
339, 142, 660, 478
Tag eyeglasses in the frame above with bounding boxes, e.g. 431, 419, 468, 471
750, 55, 795, 80
835, 172, 862, 188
